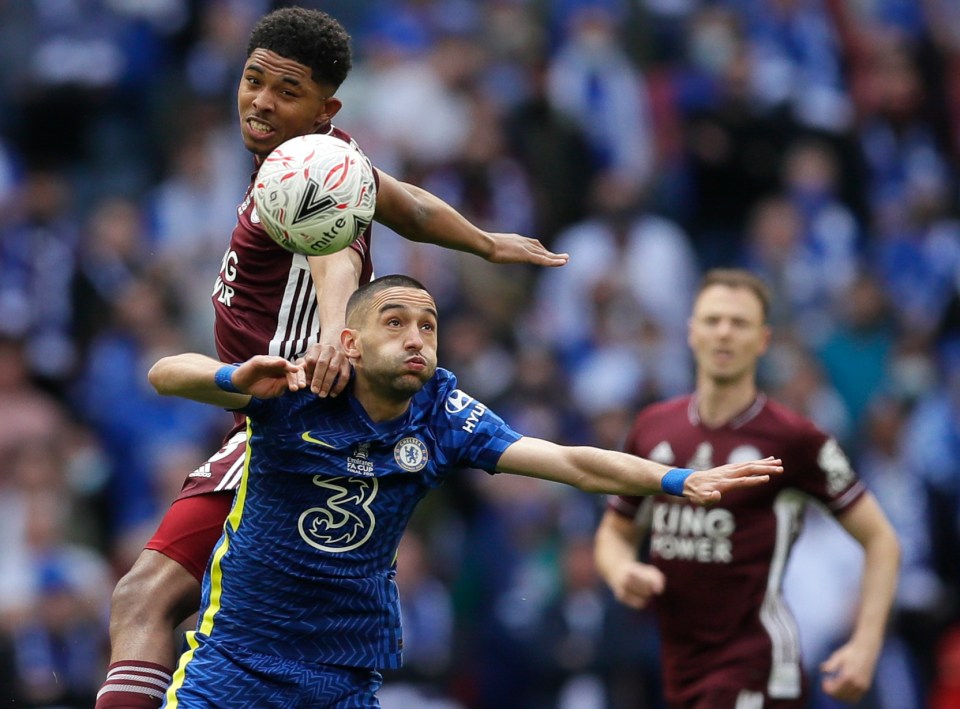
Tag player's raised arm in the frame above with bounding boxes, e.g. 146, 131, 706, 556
372, 170, 569, 267
495, 437, 782, 505
149, 353, 305, 408
305, 247, 364, 398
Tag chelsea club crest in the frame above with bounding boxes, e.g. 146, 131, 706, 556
394, 437, 428, 472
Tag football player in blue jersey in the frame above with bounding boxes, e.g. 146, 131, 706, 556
148, 274, 783, 708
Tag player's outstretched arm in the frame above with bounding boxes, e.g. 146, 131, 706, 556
149, 353, 305, 407
372, 170, 569, 267
495, 437, 782, 504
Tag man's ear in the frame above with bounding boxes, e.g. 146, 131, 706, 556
314, 97, 343, 130
342, 327, 360, 360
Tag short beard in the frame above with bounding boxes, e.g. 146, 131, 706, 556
368, 369, 432, 401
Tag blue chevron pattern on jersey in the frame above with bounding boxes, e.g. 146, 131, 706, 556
167, 369, 521, 702
164, 634, 382, 707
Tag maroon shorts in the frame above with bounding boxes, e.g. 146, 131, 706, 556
177, 426, 247, 498
143, 425, 247, 582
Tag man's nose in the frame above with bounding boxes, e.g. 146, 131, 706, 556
251, 89, 274, 111
405, 326, 423, 349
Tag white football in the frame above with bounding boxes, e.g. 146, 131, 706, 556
253, 133, 377, 256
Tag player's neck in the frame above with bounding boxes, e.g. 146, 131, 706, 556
695, 377, 758, 428
352, 382, 412, 423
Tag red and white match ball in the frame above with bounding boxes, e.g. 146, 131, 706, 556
253, 133, 377, 256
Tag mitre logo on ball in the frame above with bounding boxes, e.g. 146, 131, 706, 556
253, 133, 377, 256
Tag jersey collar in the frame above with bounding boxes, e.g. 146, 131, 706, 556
688, 392, 767, 429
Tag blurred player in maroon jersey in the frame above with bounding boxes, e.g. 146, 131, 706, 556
594, 268, 900, 709
94, 8, 568, 709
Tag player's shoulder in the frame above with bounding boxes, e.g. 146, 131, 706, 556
760, 396, 823, 434
410, 368, 460, 415
328, 124, 363, 153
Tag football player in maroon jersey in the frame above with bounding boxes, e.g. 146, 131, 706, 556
95, 8, 569, 708
594, 268, 900, 709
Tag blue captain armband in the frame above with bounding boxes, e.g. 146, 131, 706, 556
214, 364, 241, 393
661, 468, 694, 496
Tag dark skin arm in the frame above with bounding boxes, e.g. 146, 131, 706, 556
374, 171, 569, 266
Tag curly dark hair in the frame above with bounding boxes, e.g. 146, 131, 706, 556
247, 7, 352, 89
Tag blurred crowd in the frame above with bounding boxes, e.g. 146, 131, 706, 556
0, 0, 959, 707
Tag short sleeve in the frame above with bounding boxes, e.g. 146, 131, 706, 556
433, 384, 522, 473
791, 428, 866, 514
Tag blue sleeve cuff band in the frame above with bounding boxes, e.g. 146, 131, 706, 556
214, 364, 241, 393
661, 468, 694, 496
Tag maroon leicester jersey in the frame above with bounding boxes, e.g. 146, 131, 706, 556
608, 393, 866, 705
212, 125, 375, 412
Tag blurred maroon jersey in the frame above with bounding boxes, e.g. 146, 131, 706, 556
608, 393, 865, 705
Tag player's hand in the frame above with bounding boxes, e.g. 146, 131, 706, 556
233, 355, 305, 399
609, 561, 665, 610
685, 457, 783, 505
819, 641, 878, 702
486, 232, 569, 267
299, 341, 350, 397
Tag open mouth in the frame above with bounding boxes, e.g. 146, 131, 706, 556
246, 117, 275, 138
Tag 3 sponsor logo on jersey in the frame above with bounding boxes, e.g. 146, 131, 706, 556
394, 437, 428, 472
299, 476, 377, 552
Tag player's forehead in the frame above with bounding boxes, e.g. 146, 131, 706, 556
244, 48, 317, 87
369, 287, 437, 317
694, 284, 764, 320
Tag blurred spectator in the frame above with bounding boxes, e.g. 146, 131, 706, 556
148, 100, 249, 353
73, 276, 227, 545
7, 0, 188, 196
736, 0, 853, 132
816, 273, 898, 427
902, 358, 960, 609
856, 34, 954, 220
0, 335, 66, 460
742, 137, 862, 344
859, 395, 948, 703
0, 440, 111, 707
869, 154, 960, 338
534, 172, 697, 377
528, 534, 659, 709
504, 58, 596, 245
677, 12, 799, 266
182, 0, 265, 102
380, 530, 459, 708
765, 337, 852, 447
71, 196, 151, 355
0, 167, 81, 384
546, 4, 655, 185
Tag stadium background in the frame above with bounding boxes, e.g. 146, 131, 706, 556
0, 0, 958, 707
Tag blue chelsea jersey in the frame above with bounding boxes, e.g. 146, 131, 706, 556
193, 368, 522, 670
